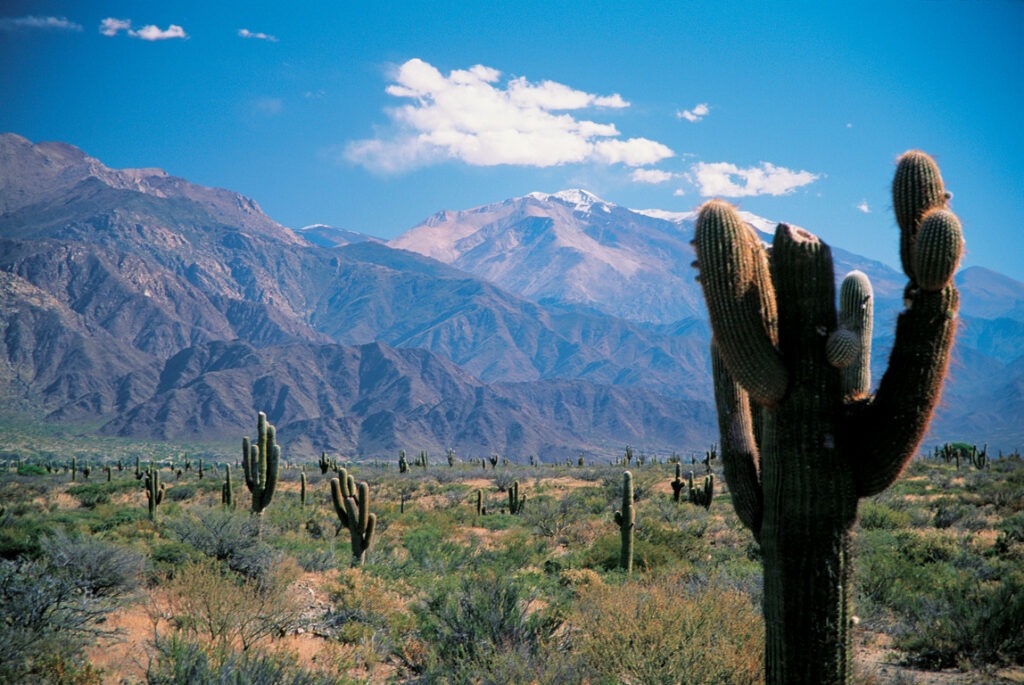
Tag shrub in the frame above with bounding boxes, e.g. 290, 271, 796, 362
0, 557, 118, 683
567, 571, 763, 684
858, 500, 913, 530
166, 508, 274, 581
40, 530, 144, 597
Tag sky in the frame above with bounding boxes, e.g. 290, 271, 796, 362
2, 1, 1023, 282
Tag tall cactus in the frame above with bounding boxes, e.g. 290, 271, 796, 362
688, 471, 714, 510
693, 151, 962, 684
221, 464, 234, 508
613, 471, 635, 573
508, 480, 525, 514
242, 412, 280, 523
330, 468, 376, 566
144, 463, 164, 520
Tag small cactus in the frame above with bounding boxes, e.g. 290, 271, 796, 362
300, 471, 307, 508
671, 463, 685, 502
689, 472, 715, 510
476, 489, 485, 516
398, 450, 409, 473
221, 464, 234, 508
319, 452, 331, 475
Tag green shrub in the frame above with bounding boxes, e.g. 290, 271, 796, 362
858, 500, 913, 530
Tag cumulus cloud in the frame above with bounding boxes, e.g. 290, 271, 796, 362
0, 15, 82, 32
630, 168, 675, 184
677, 103, 710, 123
345, 58, 673, 173
857, 200, 870, 213
689, 161, 821, 197
239, 28, 278, 42
100, 18, 187, 40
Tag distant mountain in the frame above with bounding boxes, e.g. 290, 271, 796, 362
1, 134, 1021, 454
295, 224, 381, 248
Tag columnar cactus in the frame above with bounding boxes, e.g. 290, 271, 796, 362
398, 450, 409, 473
688, 472, 714, 510
508, 481, 525, 514
476, 488, 485, 516
613, 471, 635, 573
221, 464, 233, 508
671, 463, 685, 502
300, 471, 307, 508
319, 452, 331, 474
242, 411, 280, 521
330, 468, 376, 566
144, 463, 164, 520
71, 456, 77, 482
693, 151, 962, 684
447, 448, 456, 467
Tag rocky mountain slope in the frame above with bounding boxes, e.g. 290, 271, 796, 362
2, 133, 1021, 454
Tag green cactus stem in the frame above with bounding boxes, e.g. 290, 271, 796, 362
144, 463, 164, 520
330, 468, 376, 566
300, 471, 307, 508
447, 448, 456, 467
508, 481, 525, 514
671, 463, 685, 502
613, 471, 635, 574
242, 411, 280, 522
688, 472, 714, 510
398, 450, 409, 473
693, 150, 962, 684
105, 465, 112, 482
71, 457, 77, 482
476, 489, 485, 516
221, 464, 233, 508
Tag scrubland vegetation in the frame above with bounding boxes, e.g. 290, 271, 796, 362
0, 442, 1021, 684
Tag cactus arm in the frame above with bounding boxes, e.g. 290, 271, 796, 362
845, 152, 962, 498
262, 442, 280, 509
835, 271, 873, 399
711, 340, 763, 540
330, 476, 350, 527
694, 199, 788, 407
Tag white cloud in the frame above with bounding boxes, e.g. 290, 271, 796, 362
0, 15, 82, 32
690, 161, 821, 197
677, 103, 710, 123
254, 97, 283, 116
630, 168, 675, 184
673, 188, 687, 197
856, 200, 870, 213
100, 18, 187, 40
100, 17, 131, 36
345, 58, 673, 173
239, 28, 278, 42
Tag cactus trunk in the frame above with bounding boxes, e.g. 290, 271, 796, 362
614, 471, 635, 574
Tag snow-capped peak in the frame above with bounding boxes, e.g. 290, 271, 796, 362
525, 189, 611, 213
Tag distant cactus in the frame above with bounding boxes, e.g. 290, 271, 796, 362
319, 452, 331, 474
476, 489, 485, 516
489, 454, 499, 468
688, 472, 714, 510
613, 471, 635, 573
508, 481, 525, 514
221, 464, 233, 508
671, 463, 685, 502
197, 458, 204, 479
693, 150, 962, 682
300, 471, 307, 508
331, 468, 376, 566
105, 465, 112, 482
398, 450, 409, 473
71, 456, 77, 482
242, 411, 280, 522
447, 448, 456, 467
970, 444, 989, 470
144, 463, 165, 520
418, 451, 429, 468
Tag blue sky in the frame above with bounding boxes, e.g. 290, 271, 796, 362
2, 1, 1023, 281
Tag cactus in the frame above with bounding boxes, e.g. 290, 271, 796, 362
447, 448, 456, 467
105, 465, 112, 482
489, 454, 499, 468
613, 471, 635, 573
197, 458, 204, 480
417, 450, 428, 468
398, 450, 409, 473
693, 151, 962, 683
144, 463, 165, 520
670, 463, 685, 502
508, 480, 525, 514
300, 471, 307, 508
221, 464, 233, 508
242, 411, 280, 523
688, 472, 714, 510
476, 488, 485, 516
971, 444, 988, 470
71, 456, 77, 482
330, 468, 376, 566
134, 456, 141, 480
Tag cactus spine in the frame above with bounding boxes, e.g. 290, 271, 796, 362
693, 151, 962, 684
613, 471, 635, 574
508, 480, 525, 514
144, 463, 164, 520
242, 411, 280, 521
330, 468, 376, 566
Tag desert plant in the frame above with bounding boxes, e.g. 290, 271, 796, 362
330, 468, 376, 566
688, 471, 714, 510
145, 463, 165, 520
221, 464, 233, 508
242, 412, 280, 526
613, 471, 635, 573
508, 480, 525, 515
670, 463, 685, 502
693, 150, 962, 683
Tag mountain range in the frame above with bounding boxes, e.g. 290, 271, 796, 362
1, 133, 1021, 458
